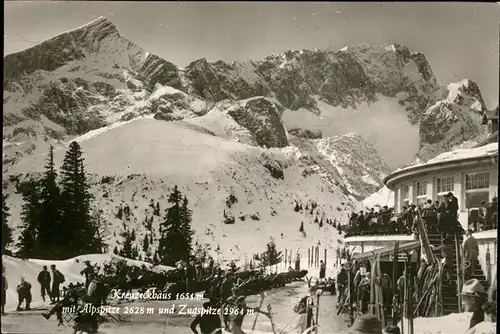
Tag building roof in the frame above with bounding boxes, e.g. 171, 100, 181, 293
384, 142, 498, 188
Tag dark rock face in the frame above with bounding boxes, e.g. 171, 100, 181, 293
3, 18, 117, 88
184, 43, 440, 119
220, 97, 289, 148
138, 54, 182, 91
184, 58, 271, 101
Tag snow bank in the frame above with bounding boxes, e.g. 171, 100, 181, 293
400, 313, 496, 334
362, 186, 394, 209
2, 254, 174, 312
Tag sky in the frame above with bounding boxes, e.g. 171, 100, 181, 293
4, 1, 499, 109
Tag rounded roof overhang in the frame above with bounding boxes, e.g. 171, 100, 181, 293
384, 149, 498, 190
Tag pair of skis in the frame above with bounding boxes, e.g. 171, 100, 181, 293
303, 289, 322, 334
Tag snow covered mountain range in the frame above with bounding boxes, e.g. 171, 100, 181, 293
2, 17, 490, 261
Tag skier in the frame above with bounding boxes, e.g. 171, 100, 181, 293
16, 276, 32, 311
50, 264, 65, 304
80, 261, 95, 289
37, 265, 51, 302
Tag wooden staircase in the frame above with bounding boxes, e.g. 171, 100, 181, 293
427, 231, 489, 315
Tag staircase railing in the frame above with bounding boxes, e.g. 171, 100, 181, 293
415, 209, 437, 265
455, 234, 462, 313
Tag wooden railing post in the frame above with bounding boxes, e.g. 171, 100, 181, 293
415, 208, 436, 265
455, 234, 462, 313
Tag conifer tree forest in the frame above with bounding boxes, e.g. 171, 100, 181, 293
9, 142, 197, 263
16, 143, 101, 259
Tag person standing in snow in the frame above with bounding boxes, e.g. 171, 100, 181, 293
37, 266, 51, 302
50, 264, 65, 304
319, 260, 326, 279
295, 253, 301, 271
80, 261, 95, 290
16, 277, 32, 311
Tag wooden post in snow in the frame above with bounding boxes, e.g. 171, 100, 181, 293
316, 246, 319, 267
324, 248, 327, 266
308, 248, 311, 268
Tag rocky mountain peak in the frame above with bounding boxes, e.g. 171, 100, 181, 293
3, 17, 119, 88
418, 78, 488, 160
446, 79, 485, 110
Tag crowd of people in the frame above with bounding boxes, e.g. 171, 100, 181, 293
345, 192, 498, 239
344, 192, 466, 238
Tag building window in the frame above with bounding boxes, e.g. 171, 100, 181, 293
415, 181, 427, 205
436, 176, 455, 202
402, 185, 410, 207
465, 172, 490, 209
465, 172, 490, 190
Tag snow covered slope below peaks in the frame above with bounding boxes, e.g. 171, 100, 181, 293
4, 118, 355, 263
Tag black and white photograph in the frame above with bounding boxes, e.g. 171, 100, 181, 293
2, 1, 498, 334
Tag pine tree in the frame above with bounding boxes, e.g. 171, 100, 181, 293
180, 195, 194, 255
60, 142, 96, 257
38, 145, 62, 258
18, 180, 41, 258
299, 221, 304, 233
113, 246, 119, 255
2, 194, 13, 255
261, 238, 282, 266
314, 216, 319, 224
119, 229, 134, 258
143, 235, 150, 252
158, 186, 193, 265
319, 218, 323, 228
131, 245, 139, 260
